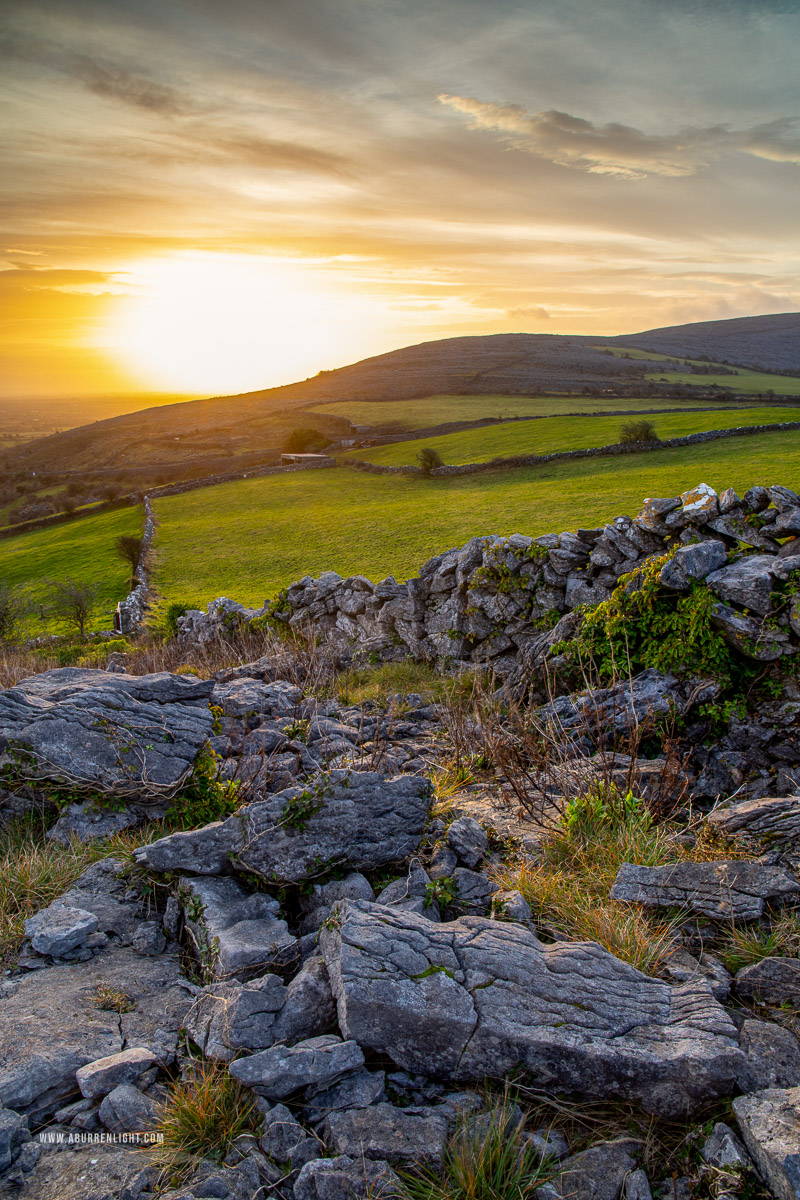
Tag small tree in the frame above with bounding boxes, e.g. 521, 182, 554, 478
0, 583, 25, 643
49, 579, 99, 639
417, 447, 444, 473
115, 534, 144, 585
284, 428, 329, 453
619, 420, 659, 445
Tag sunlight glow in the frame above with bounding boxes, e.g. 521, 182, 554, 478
99, 253, 392, 394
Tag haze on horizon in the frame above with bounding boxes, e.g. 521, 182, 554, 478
1, 0, 799, 402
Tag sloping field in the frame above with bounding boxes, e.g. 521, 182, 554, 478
644, 370, 800, 395
0, 506, 143, 635
309, 393, 759, 430
150, 428, 800, 608
346, 406, 800, 467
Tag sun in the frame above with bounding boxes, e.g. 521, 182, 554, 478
99, 252, 374, 395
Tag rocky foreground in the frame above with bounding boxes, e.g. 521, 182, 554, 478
3, 482, 800, 1200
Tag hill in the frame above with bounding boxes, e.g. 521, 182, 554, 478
611, 312, 800, 372
5, 312, 799, 476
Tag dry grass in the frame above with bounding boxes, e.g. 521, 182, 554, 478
719, 910, 800, 975
154, 1060, 258, 1177
399, 1097, 555, 1200
0, 809, 163, 966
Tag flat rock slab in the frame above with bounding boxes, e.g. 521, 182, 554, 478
14, 1141, 147, 1200
536, 1138, 642, 1200
0, 668, 213, 794
708, 796, 800, 853
137, 769, 431, 883
733, 1086, 800, 1200
320, 900, 749, 1117
610, 860, 799, 921
537, 669, 718, 742
229, 1034, 364, 1099
0, 946, 192, 1123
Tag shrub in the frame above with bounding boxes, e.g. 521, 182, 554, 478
284, 427, 329, 453
47, 578, 99, 639
619, 420, 659, 444
0, 583, 25, 643
115, 534, 144, 583
418, 447, 444, 473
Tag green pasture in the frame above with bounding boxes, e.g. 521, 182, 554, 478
345, 406, 800, 467
150, 428, 800, 608
0, 506, 143, 635
644, 370, 800, 396
308, 392, 755, 430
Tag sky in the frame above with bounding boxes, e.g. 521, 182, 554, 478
1, 0, 799, 399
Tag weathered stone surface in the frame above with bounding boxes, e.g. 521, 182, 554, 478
0, 668, 213, 793
660, 541, 727, 590
706, 555, 780, 616
536, 1138, 642, 1200
494, 889, 533, 922
610, 860, 799, 921
47, 803, 142, 846
294, 1154, 399, 1200
304, 1070, 386, 1122
740, 1019, 800, 1091
452, 868, 497, 912
447, 817, 489, 868
681, 483, 719, 521
179, 876, 296, 980
707, 795, 800, 851
137, 770, 430, 883
0, 1106, 29, 1171
98, 1083, 159, 1133
0, 945, 191, 1122
210, 678, 302, 718
660, 948, 731, 1001
736, 958, 800, 1007
10, 1141, 146, 1200
323, 1102, 448, 1166
321, 901, 748, 1117
733, 1086, 800, 1200
77, 1047, 157, 1099
260, 1103, 319, 1163
538, 669, 718, 743
271, 955, 337, 1044
228, 1035, 364, 1100
621, 1168, 652, 1200
183, 972, 287, 1060
25, 906, 99, 957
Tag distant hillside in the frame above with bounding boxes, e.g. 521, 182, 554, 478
5, 313, 799, 474
611, 312, 800, 373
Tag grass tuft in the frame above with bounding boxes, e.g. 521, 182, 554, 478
399, 1098, 554, 1200
155, 1060, 258, 1172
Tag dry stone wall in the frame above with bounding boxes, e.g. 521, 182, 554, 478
178, 481, 800, 681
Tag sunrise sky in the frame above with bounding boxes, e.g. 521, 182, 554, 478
1, 0, 799, 399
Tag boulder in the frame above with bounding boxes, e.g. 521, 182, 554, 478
178, 877, 296, 980
77, 1047, 158, 1099
736, 958, 800, 1007
733, 1086, 800, 1200
447, 817, 489, 868
0, 668, 213, 794
47, 802, 142, 845
182, 973, 287, 1060
610, 860, 799, 921
293, 1154, 400, 1200
320, 900, 749, 1117
739, 1019, 800, 1090
136, 770, 431, 884
25, 905, 99, 957
706, 556, 780, 616
98, 1083, 159, 1133
701, 1122, 751, 1171
304, 1070, 386, 1123
228, 1035, 364, 1100
536, 1138, 642, 1200
0, 1106, 29, 1171
323, 1102, 448, 1166
659, 541, 728, 591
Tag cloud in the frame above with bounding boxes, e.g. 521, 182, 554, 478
70, 55, 190, 115
438, 95, 800, 177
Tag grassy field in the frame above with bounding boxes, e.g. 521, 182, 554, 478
644, 370, 800, 395
345, 406, 800, 467
0, 506, 144, 635
150, 428, 800, 607
307, 393, 757, 430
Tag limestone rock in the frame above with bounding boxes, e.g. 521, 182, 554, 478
0, 1106, 29, 1171
304, 1070, 386, 1122
320, 900, 748, 1117
736, 958, 800, 1007
323, 1101, 448, 1166
179, 876, 296, 980
702, 1122, 751, 1171
0, 668, 213, 793
77, 1047, 157, 1099
136, 770, 431, 884
733, 1086, 800, 1200
25, 905, 99, 957
98, 1083, 159, 1133
739, 1019, 800, 1090
228, 1035, 364, 1100
610, 860, 799, 921
536, 1138, 642, 1200
182, 973, 287, 1061
293, 1154, 400, 1200
707, 796, 800, 852
447, 817, 489, 868
706, 555, 780, 616
660, 541, 728, 590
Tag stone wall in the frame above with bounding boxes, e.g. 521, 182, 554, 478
114, 498, 157, 635
178, 481, 800, 681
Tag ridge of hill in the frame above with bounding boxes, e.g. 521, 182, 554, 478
5, 312, 799, 474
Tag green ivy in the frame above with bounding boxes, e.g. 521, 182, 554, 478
166, 746, 240, 830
